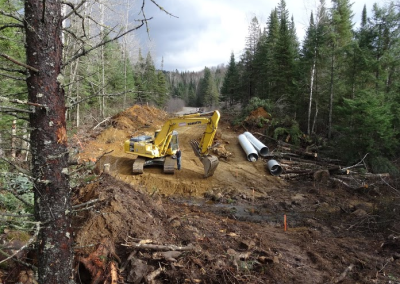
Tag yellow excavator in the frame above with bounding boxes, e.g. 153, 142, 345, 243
123, 110, 220, 177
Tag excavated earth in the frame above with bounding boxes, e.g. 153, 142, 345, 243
70, 105, 400, 284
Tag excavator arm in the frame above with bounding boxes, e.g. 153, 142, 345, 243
125, 110, 220, 177
154, 110, 220, 155
154, 110, 220, 177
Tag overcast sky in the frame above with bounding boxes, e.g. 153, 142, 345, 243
135, 0, 380, 72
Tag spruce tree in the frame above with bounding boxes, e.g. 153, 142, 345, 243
220, 52, 239, 105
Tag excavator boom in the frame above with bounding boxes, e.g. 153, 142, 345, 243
125, 110, 221, 177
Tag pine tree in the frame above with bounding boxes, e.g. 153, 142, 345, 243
197, 67, 219, 107
220, 52, 239, 105
327, 0, 354, 138
239, 16, 261, 105
273, 0, 299, 116
300, 0, 330, 134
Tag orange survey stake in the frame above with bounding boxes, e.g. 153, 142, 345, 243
284, 214, 287, 231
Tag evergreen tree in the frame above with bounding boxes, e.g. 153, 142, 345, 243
300, 0, 330, 134
155, 71, 169, 107
273, 0, 299, 116
220, 52, 239, 105
197, 67, 219, 107
327, 0, 354, 138
239, 16, 261, 105
264, 9, 280, 101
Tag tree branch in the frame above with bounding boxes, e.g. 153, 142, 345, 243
0, 106, 34, 114
0, 66, 27, 75
0, 72, 26, 81
0, 157, 30, 176
0, 53, 39, 73
0, 222, 40, 265
0, 23, 24, 31
63, 20, 148, 67
62, 0, 87, 20
0, 95, 46, 108
0, 9, 23, 22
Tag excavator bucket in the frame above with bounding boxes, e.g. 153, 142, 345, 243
200, 156, 219, 178
190, 139, 219, 177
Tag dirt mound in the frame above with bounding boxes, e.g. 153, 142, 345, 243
111, 104, 168, 131
244, 107, 271, 126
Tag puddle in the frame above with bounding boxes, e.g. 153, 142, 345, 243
168, 197, 332, 227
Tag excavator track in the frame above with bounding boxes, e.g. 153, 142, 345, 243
163, 156, 175, 174
132, 157, 146, 174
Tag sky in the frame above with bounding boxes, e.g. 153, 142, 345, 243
135, 0, 380, 72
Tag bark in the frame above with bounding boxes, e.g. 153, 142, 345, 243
25, 1, 73, 283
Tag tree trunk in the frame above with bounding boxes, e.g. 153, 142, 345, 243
11, 119, 16, 161
328, 43, 335, 140
25, 1, 73, 283
307, 54, 316, 135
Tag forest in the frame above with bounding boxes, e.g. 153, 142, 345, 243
1, 0, 400, 283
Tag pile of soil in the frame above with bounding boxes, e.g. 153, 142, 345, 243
71, 105, 400, 283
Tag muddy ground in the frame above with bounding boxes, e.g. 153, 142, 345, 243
71, 105, 400, 284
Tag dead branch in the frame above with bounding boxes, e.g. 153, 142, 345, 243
63, 21, 147, 67
0, 212, 33, 218
0, 95, 45, 108
72, 198, 99, 210
149, 0, 178, 18
0, 53, 39, 73
0, 157, 30, 176
334, 264, 354, 283
0, 66, 27, 75
330, 177, 368, 190
62, 0, 87, 20
122, 241, 195, 252
94, 150, 114, 164
0, 222, 39, 265
93, 117, 111, 130
145, 267, 164, 284
0, 72, 26, 81
341, 153, 368, 172
0, 9, 23, 22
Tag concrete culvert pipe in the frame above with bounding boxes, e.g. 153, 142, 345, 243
244, 132, 269, 157
238, 134, 259, 162
267, 159, 282, 176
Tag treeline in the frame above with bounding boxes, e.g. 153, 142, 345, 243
169, 0, 400, 171
1, 0, 400, 171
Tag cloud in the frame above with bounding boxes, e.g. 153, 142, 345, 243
133, 0, 378, 72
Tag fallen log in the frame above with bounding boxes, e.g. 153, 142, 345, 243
122, 241, 195, 252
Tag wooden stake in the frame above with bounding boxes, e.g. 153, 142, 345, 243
284, 215, 287, 231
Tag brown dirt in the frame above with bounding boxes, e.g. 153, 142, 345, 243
71, 105, 400, 284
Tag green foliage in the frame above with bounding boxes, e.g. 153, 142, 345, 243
0, 172, 34, 231
369, 156, 399, 176
220, 52, 240, 105
197, 67, 219, 107
243, 97, 273, 115
272, 118, 302, 145
334, 90, 398, 163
